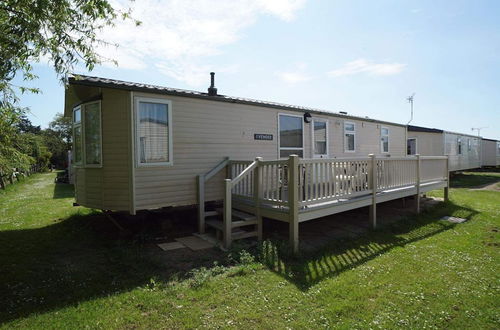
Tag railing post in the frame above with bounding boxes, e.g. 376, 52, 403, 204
444, 156, 450, 201
369, 154, 377, 229
223, 179, 232, 249
288, 155, 299, 254
253, 157, 263, 241
416, 154, 421, 214
197, 174, 205, 234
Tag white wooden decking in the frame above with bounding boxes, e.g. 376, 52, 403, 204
198, 154, 449, 253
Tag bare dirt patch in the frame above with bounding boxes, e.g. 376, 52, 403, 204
471, 182, 500, 191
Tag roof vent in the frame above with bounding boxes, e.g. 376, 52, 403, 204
207, 72, 217, 96
339, 111, 347, 115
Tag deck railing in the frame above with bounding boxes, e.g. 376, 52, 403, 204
198, 154, 449, 251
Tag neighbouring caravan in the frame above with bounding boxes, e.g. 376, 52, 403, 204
65, 74, 408, 214
407, 125, 481, 172
481, 138, 500, 167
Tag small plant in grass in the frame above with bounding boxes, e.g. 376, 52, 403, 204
188, 262, 228, 288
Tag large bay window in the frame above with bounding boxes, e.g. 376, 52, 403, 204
279, 114, 303, 158
344, 122, 356, 152
72, 101, 101, 166
135, 97, 172, 166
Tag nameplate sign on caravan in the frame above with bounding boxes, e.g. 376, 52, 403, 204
254, 134, 273, 141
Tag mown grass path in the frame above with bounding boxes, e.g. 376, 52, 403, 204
0, 172, 499, 329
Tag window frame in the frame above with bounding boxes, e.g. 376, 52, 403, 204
82, 100, 103, 168
343, 121, 356, 153
311, 118, 329, 158
278, 113, 304, 159
134, 97, 173, 167
72, 101, 103, 168
380, 126, 390, 153
72, 106, 83, 166
457, 137, 462, 155
407, 137, 417, 155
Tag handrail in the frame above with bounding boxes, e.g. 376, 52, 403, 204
204, 157, 230, 181
231, 160, 258, 186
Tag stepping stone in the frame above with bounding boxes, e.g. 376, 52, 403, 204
440, 216, 468, 223
175, 235, 215, 251
157, 241, 185, 251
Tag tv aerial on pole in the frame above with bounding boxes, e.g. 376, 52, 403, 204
471, 127, 487, 137
406, 93, 415, 125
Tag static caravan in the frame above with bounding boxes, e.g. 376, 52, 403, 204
407, 125, 481, 172
481, 138, 500, 167
65, 74, 450, 252
65, 74, 408, 213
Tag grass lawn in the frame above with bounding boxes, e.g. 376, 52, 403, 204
0, 171, 499, 329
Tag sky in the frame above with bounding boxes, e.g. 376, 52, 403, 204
15, 0, 500, 139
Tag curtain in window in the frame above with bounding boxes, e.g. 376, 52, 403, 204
279, 115, 303, 148
138, 102, 169, 163
84, 103, 101, 165
314, 121, 327, 155
74, 126, 82, 163
345, 133, 355, 151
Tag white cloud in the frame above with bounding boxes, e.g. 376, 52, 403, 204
328, 59, 406, 77
95, 0, 306, 85
278, 72, 312, 83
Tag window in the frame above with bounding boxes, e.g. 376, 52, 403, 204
84, 102, 102, 165
344, 122, 356, 152
72, 102, 102, 166
467, 139, 471, 151
407, 138, 417, 155
279, 114, 303, 158
458, 138, 462, 155
312, 119, 328, 157
135, 97, 172, 166
381, 127, 389, 153
73, 106, 82, 164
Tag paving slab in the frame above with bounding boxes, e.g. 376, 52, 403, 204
157, 241, 186, 251
175, 235, 215, 251
440, 216, 468, 223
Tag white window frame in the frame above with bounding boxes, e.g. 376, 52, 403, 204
457, 137, 462, 155
311, 118, 329, 158
72, 106, 83, 166
72, 101, 103, 168
343, 121, 356, 153
380, 126, 389, 153
83, 100, 103, 168
278, 113, 304, 159
134, 97, 173, 167
407, 138, 418, 155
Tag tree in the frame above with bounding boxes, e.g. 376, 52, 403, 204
42, 113, 72, 168
1, 0, 138, 88
0, 0, 138, 174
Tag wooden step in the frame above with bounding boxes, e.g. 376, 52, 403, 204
204, 210, 218, 217
232, 230, 258, 240
206, 218, 258, 230
215, 208, 256, 221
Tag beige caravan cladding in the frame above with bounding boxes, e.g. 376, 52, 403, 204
133, 92, 406, 210
444, 132, 481, 171
481, 139, 500, 166
71, 87, 132, 211
407, 131, 444, 156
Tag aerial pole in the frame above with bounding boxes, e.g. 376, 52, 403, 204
406, 93, 415, 125
471, 127, 487, 137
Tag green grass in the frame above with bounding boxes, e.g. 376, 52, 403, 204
0, 172, 499, 329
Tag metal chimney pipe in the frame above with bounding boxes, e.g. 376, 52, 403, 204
208, 72, 217, 96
